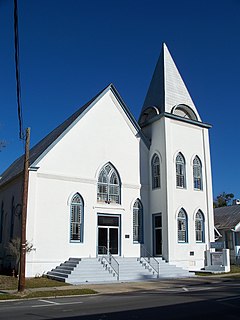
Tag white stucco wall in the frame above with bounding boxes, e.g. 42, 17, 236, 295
148, 116, 214, 270
25, 89, 149, 276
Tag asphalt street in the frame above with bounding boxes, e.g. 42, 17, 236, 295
0, 280, 240, 319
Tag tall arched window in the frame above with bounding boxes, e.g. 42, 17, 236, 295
152, 154, 160, 189
177, 208, 188, 242
97, 163, 120, 204
133, 199, 143, 243
70, 193, 84, 242
195, 210, 205, 242
176, 153, 186, 188
193, 156, 202, 190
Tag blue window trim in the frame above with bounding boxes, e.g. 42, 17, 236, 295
193, 156, 203, 191
133, 199, 144, 244
177, 208, 188, 243
151, 154, 161, 189
195, 210, 205, 243
176, 153, 186, 189
70, 193, 84, 243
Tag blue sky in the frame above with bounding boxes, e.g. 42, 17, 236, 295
0, 0, 240, 199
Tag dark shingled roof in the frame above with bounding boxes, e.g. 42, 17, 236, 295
0, 85, 108, 187
214, 205, 240, 229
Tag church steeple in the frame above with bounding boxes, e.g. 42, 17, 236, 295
139, 43, 201, 125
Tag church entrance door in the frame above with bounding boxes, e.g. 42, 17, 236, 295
153, 214, 162, 256
97, 215, 120, 255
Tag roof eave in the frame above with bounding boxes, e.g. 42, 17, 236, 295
140, 112, 212, 129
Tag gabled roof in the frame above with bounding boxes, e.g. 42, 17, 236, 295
214, 205, 240, 230
139, 43, 201, 124
0, 84, 146, 187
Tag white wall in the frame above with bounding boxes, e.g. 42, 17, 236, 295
25, 89, 149, 276
148, 116, 214, 270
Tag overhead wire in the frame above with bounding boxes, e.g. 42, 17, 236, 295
14, 0, 24, 140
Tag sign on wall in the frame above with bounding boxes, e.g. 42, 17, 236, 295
210, 242, 224, 250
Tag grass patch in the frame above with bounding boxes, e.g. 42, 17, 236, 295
0, 288, 97, 300
0, 275, 69, 290
25, 277, 69, 289
229, 265, 240, 273
196, 265, 240, 277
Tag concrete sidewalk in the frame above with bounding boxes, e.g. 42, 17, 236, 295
71, 275, 240, 294
0, 276, 235, 294
2, 275, 239, 297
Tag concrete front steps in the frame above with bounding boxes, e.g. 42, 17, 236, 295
155, 257, 194, 278
47, 258, 117, 284
118, 257, 156, 281
47, 256, 193, 284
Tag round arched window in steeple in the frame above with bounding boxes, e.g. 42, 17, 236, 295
172, 104, 198, 121
139, 106, 159, 125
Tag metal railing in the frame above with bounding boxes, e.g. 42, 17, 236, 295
98, 246, 119, 280
140, 245, 159, 278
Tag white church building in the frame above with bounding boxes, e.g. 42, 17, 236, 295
0, 44, 216, 279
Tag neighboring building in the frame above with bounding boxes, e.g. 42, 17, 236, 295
0, 43, 215, 277
214, 205, 240, 264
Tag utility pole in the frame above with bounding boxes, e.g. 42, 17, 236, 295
18, 127, 30, 292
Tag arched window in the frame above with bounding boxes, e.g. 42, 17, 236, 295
70, 193, 84, 242
133, 199, 143, 243
193, 156, 202, 190
177, 208, 188, 242
97, 163, 120, 204
152, 154, 160, 189
195, 210, 205, 242
172, 104, 198, 121
176, 153, 186, 188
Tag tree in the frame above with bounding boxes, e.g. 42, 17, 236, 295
7, 238, 33, 275
213, 192, 234, 208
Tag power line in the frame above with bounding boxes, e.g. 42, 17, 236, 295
14, 0, 24, 140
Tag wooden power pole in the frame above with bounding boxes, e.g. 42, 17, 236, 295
18, 127, 30, 292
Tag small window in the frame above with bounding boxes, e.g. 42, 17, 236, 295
177, 208, 188, 243
152, 154, 160, 189
70, 193, 84, 242
193, 156, 202, 190
133, 199, 143, 243
195, 211, 205, 242
176, 153, 186, 188
97, 163, 121, 204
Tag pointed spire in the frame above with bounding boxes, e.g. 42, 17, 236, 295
139, 43, 201, 124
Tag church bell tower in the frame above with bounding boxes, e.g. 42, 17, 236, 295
139, 44, 214, 270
